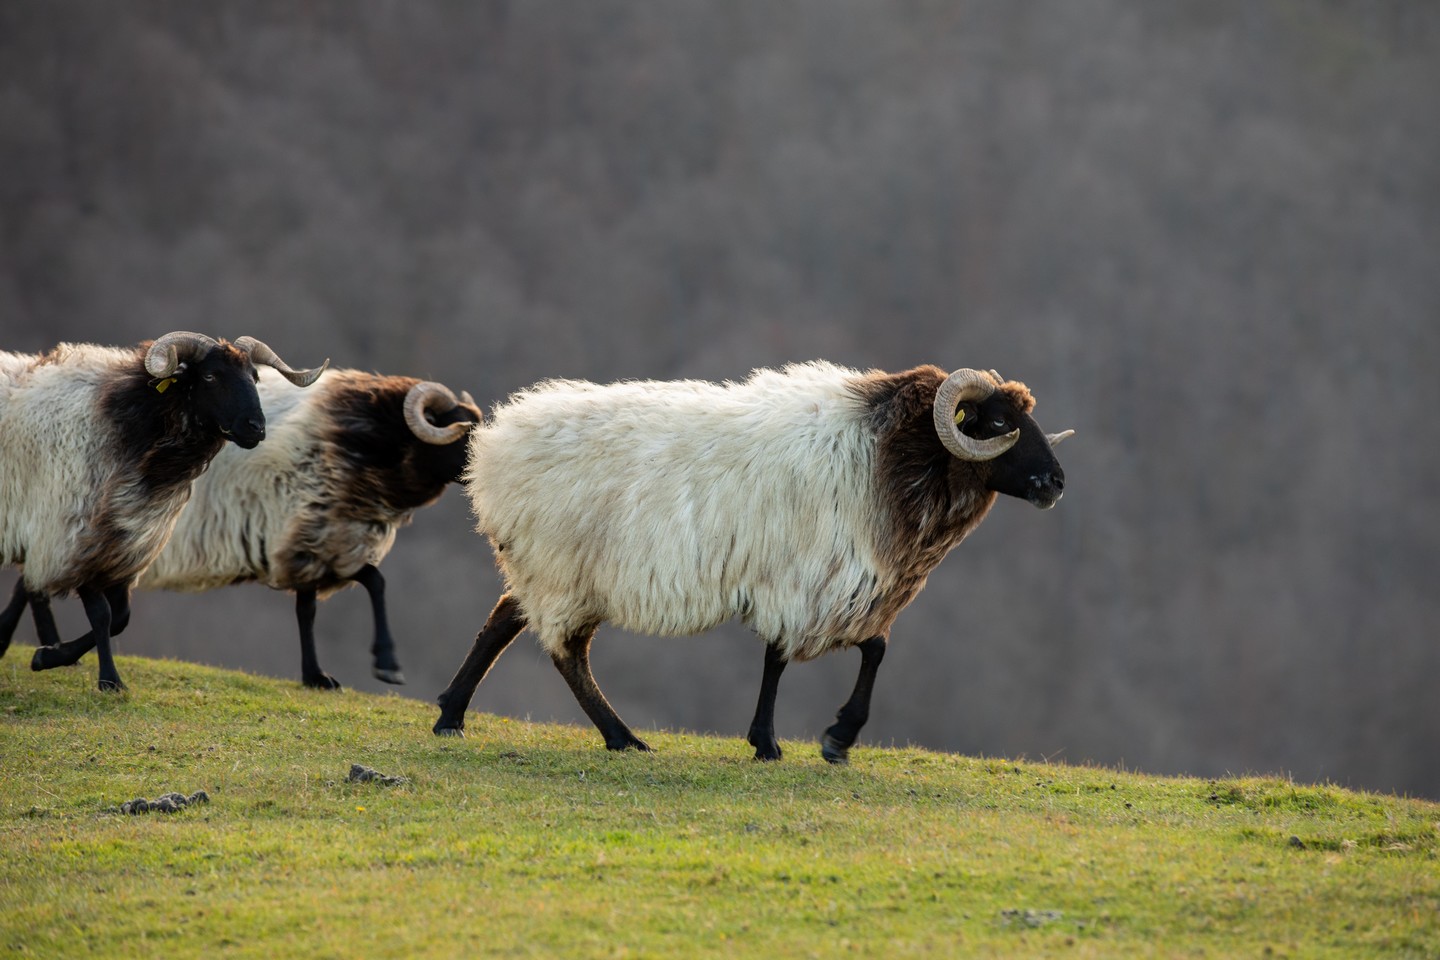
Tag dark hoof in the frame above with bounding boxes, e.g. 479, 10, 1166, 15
98, 677, 127, 693
30, 647, 66, 672
821, 734, 850, 765
749, 735, 783, 762
303, 674, 343, 691
606, 737, 652, 752
433, 720, 465, 737
373, 667, 405, 685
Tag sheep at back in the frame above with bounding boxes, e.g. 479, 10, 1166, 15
139, 367, 483, 689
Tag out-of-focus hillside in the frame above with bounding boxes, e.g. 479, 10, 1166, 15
2, 2, 1437, 796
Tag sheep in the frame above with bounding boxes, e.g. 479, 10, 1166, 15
432, 361, 1073, 763
7, 369, 482, 690
121, 367, 483, 689
0, 332, 325, 690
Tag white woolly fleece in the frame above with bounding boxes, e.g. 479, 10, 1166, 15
466, 360, 896, 661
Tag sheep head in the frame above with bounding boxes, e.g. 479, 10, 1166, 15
932, 367, 1072, 509
143, 332, 325, 450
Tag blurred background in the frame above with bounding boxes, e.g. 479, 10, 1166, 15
2, 2, 1437, 798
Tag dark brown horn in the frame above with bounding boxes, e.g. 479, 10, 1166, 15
404, 381, 471, 445
233, 336, 328, 387
932, 368, 1020, 462
144, 331, 219, 379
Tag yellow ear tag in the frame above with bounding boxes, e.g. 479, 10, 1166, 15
954, 409, 965, 424
154, 377, 177, 394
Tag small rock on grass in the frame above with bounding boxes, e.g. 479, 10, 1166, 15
347, 763, 409, 786
1001, 909, 1064, 928
119, 790, 210, 815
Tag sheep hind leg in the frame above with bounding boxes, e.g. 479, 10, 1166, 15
433, 593, 527, 736
820, 635, 887, 765
551, 627, 650, 753
0, 580, 29, 656
296, 588, 342, 690
746, 641, 788, 761
28, 590, 61, 650
351, 564, 404, 684
30, 592, 60, 648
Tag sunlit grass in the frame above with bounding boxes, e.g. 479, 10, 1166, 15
2, 648, 1436, 958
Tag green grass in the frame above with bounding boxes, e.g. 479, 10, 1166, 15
1, 648, 1436, 959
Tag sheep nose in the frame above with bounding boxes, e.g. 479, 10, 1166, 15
1031, 472, 1062, 492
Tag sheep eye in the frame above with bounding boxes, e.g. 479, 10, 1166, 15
991, 418, 1006, 429
202, 373, 217, 383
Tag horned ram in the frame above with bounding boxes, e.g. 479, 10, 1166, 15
127, 368, 483, 689
0, 333, 324, 690
432, 361, 1072, 763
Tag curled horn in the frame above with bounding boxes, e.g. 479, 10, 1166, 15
1047, 429, 1076, 447
404, 381, 472, 445
233, 336, 328, 387
932, 368, 1020, 462
144, 331, 219, 379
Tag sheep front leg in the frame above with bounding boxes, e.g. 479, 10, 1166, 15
746, 641, 788, 761
295, 588, 342, 690
551, 627, 650, 753
821, 635, 887, 764
29, 586, 129, 671
433, 593, 527, 736
350, 564, 404, 685
78, 584, 124, 692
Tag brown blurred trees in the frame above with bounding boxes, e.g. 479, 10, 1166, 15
2, 0, 1437, 796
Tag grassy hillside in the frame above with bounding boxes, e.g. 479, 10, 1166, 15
1, 649, 1435, 959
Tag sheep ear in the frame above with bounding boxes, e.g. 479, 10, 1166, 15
150, 362, 187, 394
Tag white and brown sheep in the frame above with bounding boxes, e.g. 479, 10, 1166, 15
123, 368, 483, 689
433, 361, 1072, 763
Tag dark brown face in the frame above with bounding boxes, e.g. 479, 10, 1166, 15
955, 393, 1066, 508
179, 347, 266, 449
421, 403, 482, 486
327, 379, 483, 511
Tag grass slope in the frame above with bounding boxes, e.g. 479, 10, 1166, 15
1, 649, 1436, 959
